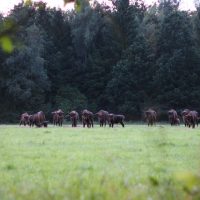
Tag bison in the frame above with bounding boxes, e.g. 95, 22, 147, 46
184, 110, 198, 128
168, 109, 179, 125
145, 109, 157, 126
35, 111, 46, 125
52, 111, 59, 126
181, 109, 190, 127
96, 110, 109, 127
82, 109, 94, 128
28, 115, 35, 127
68, 111, 79, 127
52, 109, 64, 126
28, 111, 46, 127
19, 112, 29, 126
108, 114, 125, 128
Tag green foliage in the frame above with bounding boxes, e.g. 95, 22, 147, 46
55, 86, 88, 112
1, 23, 49, 112
0, 36, 14, 53
1, 0, 200, 121
153, 5, 200, 108
0, 18, 15, 53
175, 172, 200, 193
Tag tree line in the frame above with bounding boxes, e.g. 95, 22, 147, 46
0, 0, 200, 122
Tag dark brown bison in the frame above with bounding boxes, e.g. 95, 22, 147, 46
108, 114, 125, 128
96, 110, 109, 127
184, 111, 198, 128
29, 111, 46, 127
28, 115, 35, 127
52, 109, 64, 126
19, 113, 29, 126
52, 111, 59, 126
57, 109, 64, 126
168, 109, 179, 125
181, 109, 190, 127
68, 111, 79, 127
145, 109, 157, 126
82, 109, 94, 128
35, 111, 46, 125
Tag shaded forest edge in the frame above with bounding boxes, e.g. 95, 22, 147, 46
1, 0, 200, 122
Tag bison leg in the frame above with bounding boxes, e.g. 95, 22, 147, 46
75, 120, 77, 127
120, 121, 125, 127
91, 120, 93, 128
72, 119, 75, 127
192, 122, 195, 128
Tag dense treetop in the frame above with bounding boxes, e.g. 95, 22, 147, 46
0, 0, 200, 122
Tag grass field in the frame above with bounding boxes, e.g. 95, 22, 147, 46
0, 125, 200, 200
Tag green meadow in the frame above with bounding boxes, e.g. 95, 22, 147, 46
0, 125, 200, 200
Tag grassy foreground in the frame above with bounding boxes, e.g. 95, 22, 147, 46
0, 125, 200, 200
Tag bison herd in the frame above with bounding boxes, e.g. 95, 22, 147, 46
19, 109, 125, 128
20, 108, 200, 128
145, 108, 200, 128
20, 111, 48, 127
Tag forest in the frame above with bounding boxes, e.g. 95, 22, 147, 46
0, 0, 200, 122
